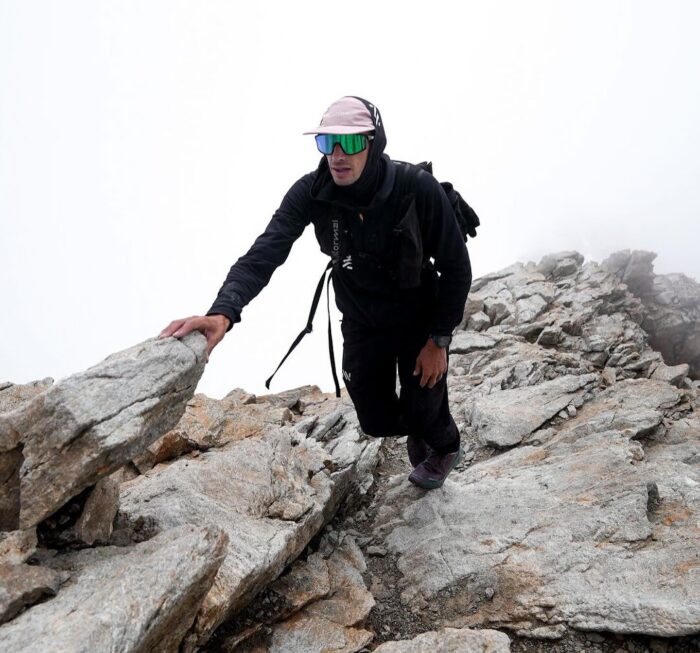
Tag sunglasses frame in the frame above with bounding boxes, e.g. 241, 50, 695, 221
315, 133, 374, 156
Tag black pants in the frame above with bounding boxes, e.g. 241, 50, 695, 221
340, 319, 460, 454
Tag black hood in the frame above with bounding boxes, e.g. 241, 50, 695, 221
311, 96, 388, 206
351, 96, 387, 168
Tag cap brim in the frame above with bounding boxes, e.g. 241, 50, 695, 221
303, 124, 374, 135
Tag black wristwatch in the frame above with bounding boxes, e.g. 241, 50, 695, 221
430, 334, 452, 348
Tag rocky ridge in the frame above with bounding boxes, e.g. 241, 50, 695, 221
0, 250, 698, 652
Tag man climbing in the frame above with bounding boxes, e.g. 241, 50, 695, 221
160, 96, 472, 489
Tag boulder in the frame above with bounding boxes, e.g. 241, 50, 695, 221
467, 373, 598, 447
0, 333, 206, 530
0, 562, 63, 624
0, 525, 227, 652
114, 406, 381, 651
231, 534, 375, 653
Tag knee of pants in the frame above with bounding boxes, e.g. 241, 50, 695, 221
355, 412, 400, 438
402, 391, 444, 427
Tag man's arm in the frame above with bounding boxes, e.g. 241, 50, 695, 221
412, 172, 472, 388
160, 175, 313, 356
418, 172, 472, 336
206, 175, 313, 327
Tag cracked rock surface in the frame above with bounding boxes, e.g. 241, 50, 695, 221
362, 251, 700, 644
117, 398, 380, 651
0, 332, 207, 530
0, 524, 228, 652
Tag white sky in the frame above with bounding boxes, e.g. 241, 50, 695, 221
1, 1, 698, 399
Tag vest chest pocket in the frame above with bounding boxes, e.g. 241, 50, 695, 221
393, 197, 423, 289
314, 213, 347, 263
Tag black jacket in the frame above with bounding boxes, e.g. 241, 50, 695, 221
207, 155, 472, 337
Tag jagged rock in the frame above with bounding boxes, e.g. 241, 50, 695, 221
221, 387, 257, 405
602, 249, 656, 296
536, 325, 562, 346
603, 250, 700, 378
0, 562, 63, 624
651, 362, 690, 387
70, 477, 120, 546
0, 379, 53, 414
467, 373, 598, 447
257, 385, 328, 413
0, 332, 207, 530
451, 332, 498, 354
114, 409, 381, 651
270, 551, 331, 614
132, 394, 293, 472
0, 529, 36, 565
0, 525, 227, 652
537, 251, 584, 279
353, 252, 700, 644
373, 627, 511, 652
236, 535, 374, 653
467, 311, 491, 331
561, 378, 681, 439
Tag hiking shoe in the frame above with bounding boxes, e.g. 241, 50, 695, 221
408, 446, 464, 490
406, 435, 430, 467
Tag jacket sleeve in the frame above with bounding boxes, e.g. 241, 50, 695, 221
207, 175, 313, 328
416, 172, 472, 336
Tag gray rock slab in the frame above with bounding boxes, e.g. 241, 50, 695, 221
560, 378, 682, 439
0, 332, 206, 530
0, 562, 63, 624
373, 418, 700, 637
652, 362, 690, 387
468, 373, 598, 447
467, 311, 492, 331
451, 332, 498, 354
71, 476, 120, 545
269, 551, 331, 615
248, 535, 374, 653
132, 394, 293, 472
115, 415, 380, 651
0, 524, 227, 652
373, 627, 511, 652
515, 294, 549, 323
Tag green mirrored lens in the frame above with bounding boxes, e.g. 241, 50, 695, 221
315, 133, 368, 155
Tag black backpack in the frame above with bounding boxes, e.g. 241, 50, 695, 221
265, 162, 480, 396
408, 160, 480, 241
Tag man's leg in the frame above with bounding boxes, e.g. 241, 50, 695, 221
397, 331, 460, 453
341, 320, 401, 437
397, 331, 462, 488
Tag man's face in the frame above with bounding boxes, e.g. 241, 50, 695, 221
326, 142, 369, 186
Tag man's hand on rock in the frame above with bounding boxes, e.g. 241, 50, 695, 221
159, 314, 231, 360
413, 338, 448, 389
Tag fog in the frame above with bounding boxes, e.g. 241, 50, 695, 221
1, 1, 698, 398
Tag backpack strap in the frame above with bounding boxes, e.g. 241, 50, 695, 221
325, 269, 341, 398
265, 261, 341, 398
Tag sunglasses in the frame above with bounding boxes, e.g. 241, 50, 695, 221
315, 133, 374, 155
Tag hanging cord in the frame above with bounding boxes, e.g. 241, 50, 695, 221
326, 269, 341, 397
265, 261, 340, 397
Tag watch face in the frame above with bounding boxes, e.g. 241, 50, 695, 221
432, 335, 452, 348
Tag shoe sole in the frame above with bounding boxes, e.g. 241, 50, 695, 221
409, 447, 465, 490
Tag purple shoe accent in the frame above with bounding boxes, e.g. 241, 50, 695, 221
406, 436, 430, 468
408, 447, 464, 490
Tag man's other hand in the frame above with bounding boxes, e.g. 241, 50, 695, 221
159, 314, 231, 359
413, 338, 448, 389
